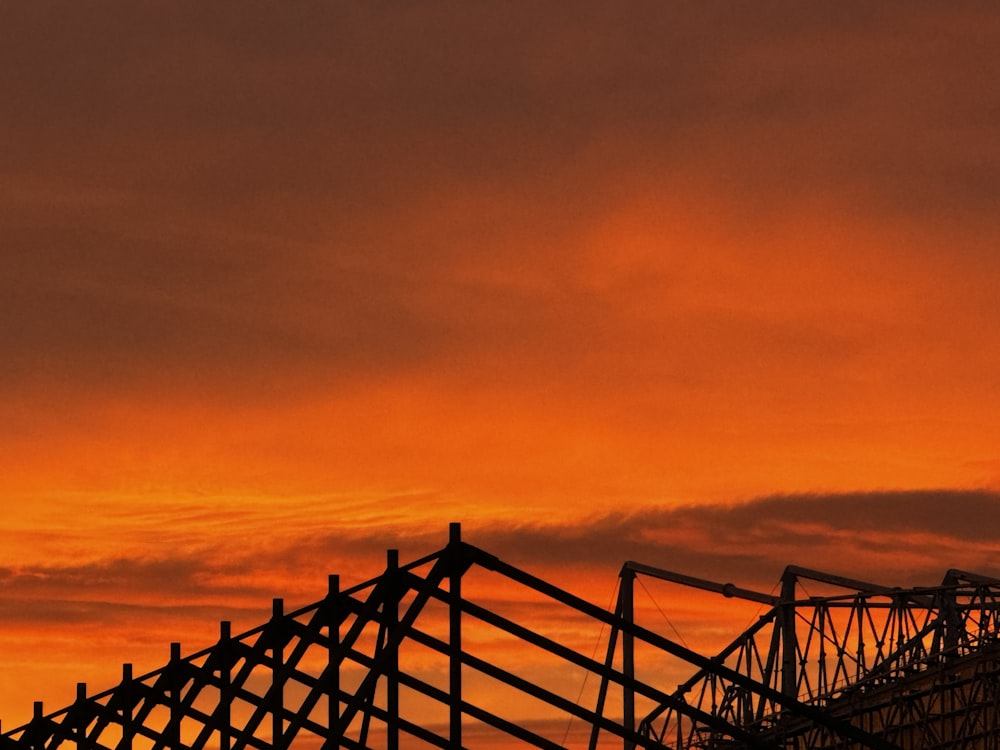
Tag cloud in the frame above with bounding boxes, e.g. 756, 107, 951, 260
455, 489, 1000, 589
0, 595, 257, 633
0, 556, 273, 619
4, 489, 996, 618
1, 2, 998, 403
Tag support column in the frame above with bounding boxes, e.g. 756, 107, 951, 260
778, 568, 801, 750
219, 622, 231, 750
32, 702, 43, 750
327, 574, 340, 750
621, 569, 635, 750
386, 550, 399, 750
169, 644, 181, 750
780, 574, 798, 700
272, 599, 284, 750
942, 587, 960, 658
121, 663, 133, 750
448, 522, 462, 750
76, 683, 87, 750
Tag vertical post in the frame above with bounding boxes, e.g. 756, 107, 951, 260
855, 596, 865, 684
942, 585, 960, 659
121, 663, 133, 750
272, 598, 284, 750
386, 549, 399, 750
32, 702, 43, 750
219, 622, 231, 750
76, 683, 87, 750
448, 522, 462, 750
169, 643, 182, 750
780, 573, 798, 700
327, 575, 340, 750
621, 569, 635, 750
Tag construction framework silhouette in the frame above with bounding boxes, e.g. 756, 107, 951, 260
3, 524, 999, 749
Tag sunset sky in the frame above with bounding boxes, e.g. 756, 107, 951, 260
2, 0, 1000, 737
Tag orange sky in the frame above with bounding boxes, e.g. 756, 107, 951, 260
2, 1, 1000, 739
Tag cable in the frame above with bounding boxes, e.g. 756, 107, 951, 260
636, 576, 690, 649
560, 577, 621, 747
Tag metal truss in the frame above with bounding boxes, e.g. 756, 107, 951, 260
618, 562, 1000, 750
1, 525, 999, 750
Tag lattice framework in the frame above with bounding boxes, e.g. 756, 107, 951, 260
3, 525, 999, 750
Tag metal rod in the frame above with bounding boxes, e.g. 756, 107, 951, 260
121, 663, 133, 750
780, 573, 798, 701
169, 644, 181, 750
75, 683, 86, 750
272, 599, 284, 750
448, 523, 462, 750
386, 549, 399, 750
31, 703, 42, 750
219, 621, 231, 750
328, 575, 340, 750
622, 568, 635, 750
623, 561, 777, 606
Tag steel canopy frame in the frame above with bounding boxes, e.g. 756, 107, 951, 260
1, 525, 998, 750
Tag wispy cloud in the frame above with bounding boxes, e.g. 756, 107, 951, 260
4, 489, 995, 627
465, 490, 1000, 587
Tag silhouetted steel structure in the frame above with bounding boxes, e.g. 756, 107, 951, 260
2, 524, 999, 749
